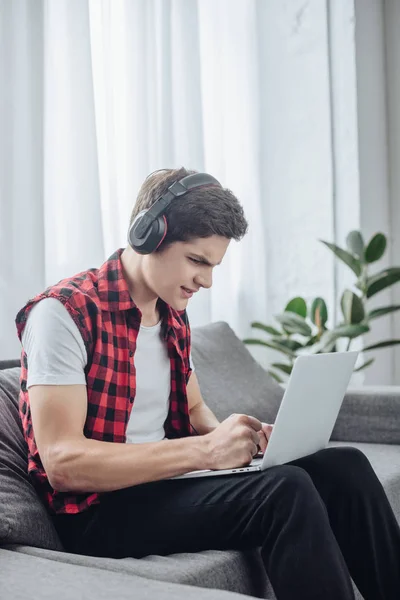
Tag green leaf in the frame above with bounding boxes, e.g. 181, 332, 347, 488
365, 233, 387, 263
310, 324, 370, 353
354, 358, 375, 372
340, 290, 365, 324
243, 338, 276, 347
243, 338, 297, 358
311, 297, 328, 327
366, 268, 400, 298
346, 230, 365, 260
333, 324, 370, 338
368, 305, 400, 320
363, 339, 400, 352
271, 363, 293, 375
251, 322, 281, 336
272, 338, 304, 352
307, 336, 336, 354
268, 370, 284, 384
304, 335, 320, 347
274, 312, 312, 337
285, 297, 307, 318
320, 240, 362, 277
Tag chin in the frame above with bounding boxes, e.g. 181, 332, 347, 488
171, 298, 189, 311
159, 293, 188, 311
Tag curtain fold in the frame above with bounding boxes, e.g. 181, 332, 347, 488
1, 0, 45, 359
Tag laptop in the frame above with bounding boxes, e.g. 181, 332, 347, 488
172, 350, 359, 480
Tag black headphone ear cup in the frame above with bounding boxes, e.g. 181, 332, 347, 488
128, 212, 167, 254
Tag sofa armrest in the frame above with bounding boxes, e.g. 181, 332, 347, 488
331, 386, 400, 444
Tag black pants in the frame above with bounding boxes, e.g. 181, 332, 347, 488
52, 446, 400, 600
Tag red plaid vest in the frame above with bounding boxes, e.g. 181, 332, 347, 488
15, 249, 192, 515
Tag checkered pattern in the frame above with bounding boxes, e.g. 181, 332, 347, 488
15, 249, 192, 515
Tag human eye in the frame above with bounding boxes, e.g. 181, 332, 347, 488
189, 257, 202, 264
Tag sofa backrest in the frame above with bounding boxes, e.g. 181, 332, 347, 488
0, 359, 20, 370
0, 366, 63, 550
192, 321, 284, 423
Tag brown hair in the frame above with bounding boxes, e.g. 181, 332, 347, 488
129, 167, 248, 251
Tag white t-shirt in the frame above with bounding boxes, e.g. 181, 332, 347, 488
21, 298, 194, 444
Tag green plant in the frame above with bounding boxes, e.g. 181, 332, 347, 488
244, 231, 400, 383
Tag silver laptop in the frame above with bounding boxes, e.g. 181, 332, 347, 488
172, 351, 358, 480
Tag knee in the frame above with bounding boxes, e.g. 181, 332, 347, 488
318, 446, 375, 489
323, 445, 371, 469
329, 445, 369, 464
261, 465, 329, 526
268, 465, 318, 503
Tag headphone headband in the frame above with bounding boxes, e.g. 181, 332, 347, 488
133, 172, 221, 239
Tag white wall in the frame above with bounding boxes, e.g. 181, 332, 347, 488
384, 0, 400, 385
256, 0, 336, 323
328, 0, 361, 328
252, 0, 400, 384
354, 0, 394, 384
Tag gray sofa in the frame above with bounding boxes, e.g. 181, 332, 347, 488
1, 321, 399, 600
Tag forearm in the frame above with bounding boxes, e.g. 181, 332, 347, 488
52, 435, 209, 494
189, 402, 220, 435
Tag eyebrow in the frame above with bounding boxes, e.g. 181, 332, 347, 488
190, 253, 221, 267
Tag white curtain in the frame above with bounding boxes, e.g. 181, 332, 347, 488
0, 0, 269, 360
87, 0, 269, 335
5, 0, 394, 384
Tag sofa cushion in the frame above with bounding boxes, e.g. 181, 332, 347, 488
191, 322, 284, 423
329, 441, 400, 524
3, 544, 271, 598
332, 386, 400, 445
0, 367, 63, 550
0, 548, 258, 600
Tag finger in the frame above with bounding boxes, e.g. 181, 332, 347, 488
261, 423, 274, 440
248, 429, 261, 446
244, 415, 263, 432
251, 442, 259, 458
258, 430, 268, 453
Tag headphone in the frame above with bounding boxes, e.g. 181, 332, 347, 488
128, 172, 221, 255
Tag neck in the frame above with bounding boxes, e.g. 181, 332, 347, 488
120, 246, 160, 326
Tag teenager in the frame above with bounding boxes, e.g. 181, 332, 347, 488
16, 168, 400, 600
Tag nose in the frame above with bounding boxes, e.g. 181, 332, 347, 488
195, 271, 213, 290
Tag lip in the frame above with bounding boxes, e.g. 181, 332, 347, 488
181, 286, 197, 299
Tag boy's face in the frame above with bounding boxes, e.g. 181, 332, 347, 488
146, 235, 230, 310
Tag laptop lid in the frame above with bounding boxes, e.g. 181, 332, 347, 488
261, 351, 359, 469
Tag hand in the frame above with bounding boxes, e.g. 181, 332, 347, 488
257, 423, 274, 455
203, 413, 262, 470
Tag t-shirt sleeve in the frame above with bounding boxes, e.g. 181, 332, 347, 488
189, 351, 195, 372
21, 298, 87, 388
